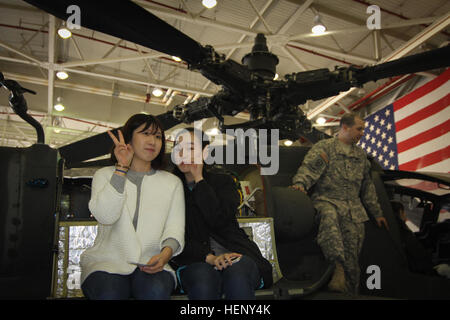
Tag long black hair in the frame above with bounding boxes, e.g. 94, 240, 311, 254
110, 113, 166, 170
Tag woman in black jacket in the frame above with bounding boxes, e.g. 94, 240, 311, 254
170, 128, 272, 299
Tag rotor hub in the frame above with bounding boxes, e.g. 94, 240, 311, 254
242, 33, 279, 80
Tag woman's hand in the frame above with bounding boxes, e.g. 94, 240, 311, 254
189, 163, 204, 183
108, 130, 134, 167
189, 145, 209, 183
206, 252, 242, 271
140, 247, 173, 274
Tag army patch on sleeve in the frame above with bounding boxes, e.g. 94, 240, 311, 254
309, 151, 329, 171
312, 155, 326, 171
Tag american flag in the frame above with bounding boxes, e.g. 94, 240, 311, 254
357, 68, 449, 174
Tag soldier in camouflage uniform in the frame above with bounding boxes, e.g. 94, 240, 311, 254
292, 113, 388, 295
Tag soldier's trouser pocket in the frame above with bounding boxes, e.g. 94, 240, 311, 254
317, 209, 345, 263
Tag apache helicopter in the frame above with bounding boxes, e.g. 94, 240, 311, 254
0, 0, 449, 300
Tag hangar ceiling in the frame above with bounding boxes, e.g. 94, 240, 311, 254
0, 0, 449, 149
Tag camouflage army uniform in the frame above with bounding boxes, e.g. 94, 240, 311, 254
292, 137, 383, 294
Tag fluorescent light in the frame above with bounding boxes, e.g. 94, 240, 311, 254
202, 0, 217, 9
311, 24, 326, 34
312, 15, 326, 35
57, 27, 72, 39
172, 56, 182, 62
56, 71, 69, 80
284, 140, 293, 146
316, 117, 326, 125
54, 97, 65, 111
152, 88, 163, 97
54, 103, 65, 112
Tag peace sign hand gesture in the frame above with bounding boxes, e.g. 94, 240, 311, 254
108, 130, 134, 167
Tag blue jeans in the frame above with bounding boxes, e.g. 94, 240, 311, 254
179, 255, 261, 300
81, 268, 174, 300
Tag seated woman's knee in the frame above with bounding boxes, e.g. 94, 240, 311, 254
132, 270, 174, 300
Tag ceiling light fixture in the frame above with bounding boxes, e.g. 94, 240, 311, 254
54, 97, 65, 112
172, 56, 182, 62
152, 87, 163, 97
56, 70, 69, 80
316, 116, 326, 125
284, 140, 293, 146
57, 23, 72, 39
311, 15, 326, 35
202, 0, 217, 9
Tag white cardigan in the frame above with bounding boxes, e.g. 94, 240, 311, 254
80, 166, 185, 286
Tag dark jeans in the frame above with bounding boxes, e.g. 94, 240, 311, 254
179, 255, 261, 300
81, 268, 174, 300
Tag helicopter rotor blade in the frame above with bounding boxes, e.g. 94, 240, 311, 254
282, 45, 450, 109
354, 45, 450, 85
58, 128, 118, 166
24, 0, 207, 65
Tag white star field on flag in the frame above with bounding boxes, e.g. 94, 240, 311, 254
357, 104, 399, 170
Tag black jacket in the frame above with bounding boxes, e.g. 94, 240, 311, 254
171, 170, 273, 288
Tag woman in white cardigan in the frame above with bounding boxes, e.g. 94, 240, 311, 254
80, 114, 185, 300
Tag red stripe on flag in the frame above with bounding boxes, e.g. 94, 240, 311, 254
393, 68, 450, 112
395, 94, 449, 131
399, 145, 450, 171
397, 120, 450, 153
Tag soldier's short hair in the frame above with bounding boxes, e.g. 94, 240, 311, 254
340, 113, 361, 128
